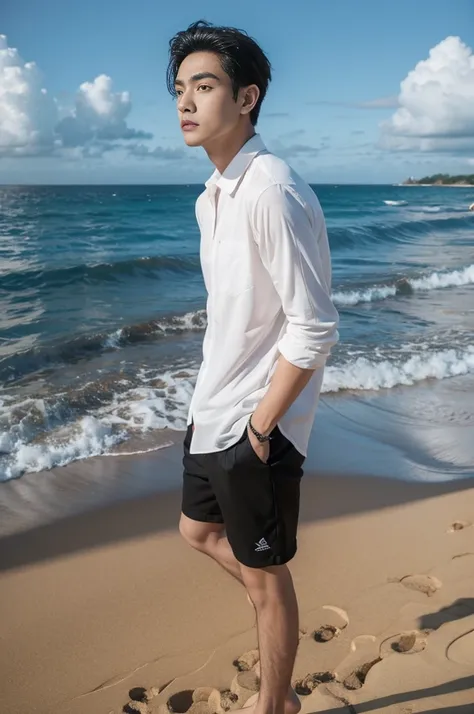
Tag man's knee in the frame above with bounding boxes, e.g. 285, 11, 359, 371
241, 563, 292, 609
179, 513, 223, 553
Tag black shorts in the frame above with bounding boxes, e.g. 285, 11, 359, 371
182, 424, 305, 568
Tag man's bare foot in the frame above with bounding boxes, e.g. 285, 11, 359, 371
242, 687, 301, 714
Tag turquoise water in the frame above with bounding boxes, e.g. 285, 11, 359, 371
1, 184, 473, 479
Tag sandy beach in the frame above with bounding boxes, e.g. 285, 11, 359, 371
1, 418, 474, 714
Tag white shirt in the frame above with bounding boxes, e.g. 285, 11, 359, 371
188, 134, 339, 457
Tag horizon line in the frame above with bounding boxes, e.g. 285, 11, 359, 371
0, 181, 408, 188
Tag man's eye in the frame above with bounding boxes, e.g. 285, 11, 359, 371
197, 85, 211, 91
175, 90, 183, 96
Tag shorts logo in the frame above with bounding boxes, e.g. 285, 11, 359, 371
255, 537, 271, 552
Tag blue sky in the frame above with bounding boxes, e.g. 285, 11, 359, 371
1, 0, 473, 184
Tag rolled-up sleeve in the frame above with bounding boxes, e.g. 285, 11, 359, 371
252, 183, 339, 370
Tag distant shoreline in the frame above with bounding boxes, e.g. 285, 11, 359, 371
398, 183, 474, 188
401, 173, 474, 187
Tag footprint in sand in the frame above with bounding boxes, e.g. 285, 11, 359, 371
231, 649, 261, 697
124, 648, 258, 714
153, 687, 239, 714
231, 647, 337, 701
379, 629, 431, 657
233, 647, 335, 700
124, 687, 160, 713
124, 701, 149, 714
300, 604, 349, 643
448, 520, 472, 532
123, 609, 347, 714
233, 649, 259, 672
231, 670, 260, 701
330, 623, 432, 698
293, 671, 335, 696
397, 573, 442, 597
124, 688, 207, 714
342, 657, 382, 691
313, 625, 339, 643
125, 704, 150, 714
325, 635, 382, 694
167, 689, 201, 713
446, 628, 474, 666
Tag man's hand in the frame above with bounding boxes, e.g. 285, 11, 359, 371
248, 356, 316, 465
247, 424, 270, 464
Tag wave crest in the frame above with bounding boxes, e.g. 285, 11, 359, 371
1, 310, 207, 383
1, 254, 201, 291
322, 346, 474, 393
333, 264, 474, 307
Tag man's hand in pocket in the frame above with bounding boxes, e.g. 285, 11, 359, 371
247, 425, 270, 464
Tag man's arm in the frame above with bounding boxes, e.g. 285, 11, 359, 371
250, 183, 339, 448
252, 355, 315, 436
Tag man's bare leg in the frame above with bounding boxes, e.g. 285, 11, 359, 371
179, 513, 244, 583
179, 514, 301, 714
238, 564, 300, 714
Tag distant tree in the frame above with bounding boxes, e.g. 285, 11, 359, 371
403, 174, 474, 186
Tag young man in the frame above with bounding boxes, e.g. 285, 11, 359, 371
167, 20, 339, 714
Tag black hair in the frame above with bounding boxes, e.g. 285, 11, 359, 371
167, 20, 272, 126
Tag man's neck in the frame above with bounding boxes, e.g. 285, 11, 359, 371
205, 126, 256, 175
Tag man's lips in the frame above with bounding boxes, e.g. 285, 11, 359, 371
181, 121, 199, 131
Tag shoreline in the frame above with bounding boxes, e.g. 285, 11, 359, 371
398, 183, 474, 188
4, 372, 474, 514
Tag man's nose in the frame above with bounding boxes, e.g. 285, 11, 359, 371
178, 90, 195, 114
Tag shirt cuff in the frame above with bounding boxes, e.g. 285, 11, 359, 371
278, 333, 332, 370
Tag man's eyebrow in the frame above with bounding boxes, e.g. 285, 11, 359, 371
174, 72, 221, 87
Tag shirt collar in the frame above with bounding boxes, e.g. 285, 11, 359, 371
205, 133, 267, 196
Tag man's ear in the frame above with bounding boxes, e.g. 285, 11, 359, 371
240, 85, 260, 116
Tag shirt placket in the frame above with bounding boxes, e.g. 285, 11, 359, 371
208, 183, 220, 298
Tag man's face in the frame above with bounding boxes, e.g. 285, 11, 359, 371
175, 51, 246, 148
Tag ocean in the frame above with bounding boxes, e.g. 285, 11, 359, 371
1, 183, 474, 481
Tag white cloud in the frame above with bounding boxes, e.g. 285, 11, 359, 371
308, 97, 399, 109
381, 36, 474, 153
128, 143, 185, 160
270, 135, 331, 160
358, 96, 399, 109
0, 35, 152, 158
0, 34, 57, 155
56, 74, 152, 148
273, 142, 320, 159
